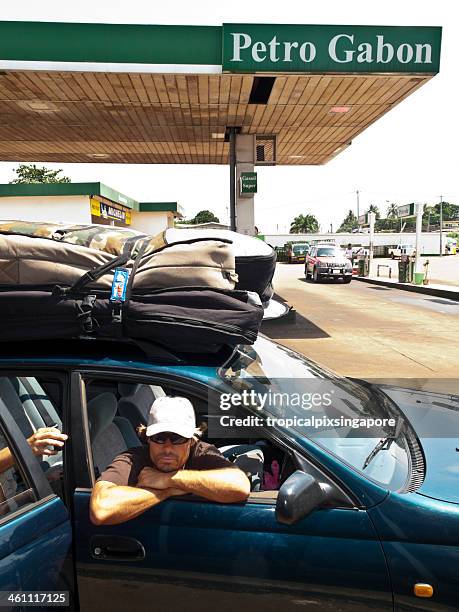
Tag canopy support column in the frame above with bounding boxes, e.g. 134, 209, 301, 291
235, 134, 256, 236
229, 127, 237, 232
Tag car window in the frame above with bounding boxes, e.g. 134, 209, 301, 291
0, 426, 36, 520
0, 376, 65, 499
83, 377, 174, 481
292, 245, 307, 254
82, 376, 289, 499
316, 247, 340, 257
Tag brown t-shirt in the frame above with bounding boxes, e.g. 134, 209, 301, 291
98, 441, 238, 487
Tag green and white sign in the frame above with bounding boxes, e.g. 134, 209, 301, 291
240, 172, 257, 194
0, 22, 441, 76
397, 203, 416, 218
358, 213, 369, 225
223, 24, 441, 74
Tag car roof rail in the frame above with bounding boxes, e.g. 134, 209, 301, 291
2, 337, 235, 367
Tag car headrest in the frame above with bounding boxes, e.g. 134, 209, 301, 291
118, 383, 141, 397
87, 392, 118, 442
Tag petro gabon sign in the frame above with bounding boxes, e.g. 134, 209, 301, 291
222, 24, 442, 73
0, 21, 441, 75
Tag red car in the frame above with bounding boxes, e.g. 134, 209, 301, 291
305, 244, 352, 283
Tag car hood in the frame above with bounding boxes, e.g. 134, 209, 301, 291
379, 385, 459, 504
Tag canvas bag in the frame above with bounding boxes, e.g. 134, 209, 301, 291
0, 230, 237, 291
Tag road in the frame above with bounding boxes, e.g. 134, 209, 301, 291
262, 263, 459, 384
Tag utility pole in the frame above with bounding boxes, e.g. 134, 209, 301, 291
368, 211, 376, 277
414, 203, 424, 276
439, 195, 443, 257
356, 190, 360, 220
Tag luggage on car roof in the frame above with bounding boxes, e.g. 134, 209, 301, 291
0, 222, 238, 292
0, 221, 267, 352
0, 287, 262, 351
0, 221, 276, 304
162, 228, 276, 305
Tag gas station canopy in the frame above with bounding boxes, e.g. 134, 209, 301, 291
0, 21, 441, 165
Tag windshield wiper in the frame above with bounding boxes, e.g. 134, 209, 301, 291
362, 419, 405, 470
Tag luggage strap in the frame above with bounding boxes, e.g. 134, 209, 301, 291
110, 238, 150, 335
76, 295, 98, 334
124, 238, 150, 303
53, 235, 141, 298
149, 236, 233, 255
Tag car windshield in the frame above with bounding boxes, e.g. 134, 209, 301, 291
293, 244, 308, 254
219, 337, 411, 491
316, 247, 339, 257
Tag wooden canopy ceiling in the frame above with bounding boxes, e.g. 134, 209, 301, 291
0, 70, 431, 165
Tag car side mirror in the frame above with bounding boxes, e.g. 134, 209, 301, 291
276, 470, 324, 525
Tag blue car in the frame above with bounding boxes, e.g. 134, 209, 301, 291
0, 335, 457, 611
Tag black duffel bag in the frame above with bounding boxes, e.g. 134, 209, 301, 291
0, 287, 263, 352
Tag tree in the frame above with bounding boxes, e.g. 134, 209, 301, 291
376, 202, 399, 231
420, 202, 458, 230
442, 202, 459, 220
10, 164, 71, 184
337, 209, 358, 233
386, 202, 399, 219
178, 209, 221, 225
429, 201, 459, 221
368, 204, 380, 219
192, 210, 220, 224
289, 214, 319, 234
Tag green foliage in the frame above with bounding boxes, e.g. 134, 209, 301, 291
193, 210, 220, 224
368, 204, 380, 219
386, 202, 399, 219
371, 200, 459, 232
423, 202, 459, 227
339, 201, 458, 234
179, 209, 220, 225
337, 209, 358, 233
289, 213, 319, 234
10, 164, 71, 184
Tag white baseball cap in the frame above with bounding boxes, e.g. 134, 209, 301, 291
145, 396, 196, 439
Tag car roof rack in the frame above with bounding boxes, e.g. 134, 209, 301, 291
2, 337, 235, 367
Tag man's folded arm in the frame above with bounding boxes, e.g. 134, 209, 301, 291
89, 480, 179, 525
170, 467, 250, 503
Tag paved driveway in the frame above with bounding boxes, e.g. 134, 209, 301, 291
262, 263, 459, 386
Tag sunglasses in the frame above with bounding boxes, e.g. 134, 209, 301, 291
149, 432, 190, 445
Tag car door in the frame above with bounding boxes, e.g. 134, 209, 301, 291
0, 372, 73, 607
71, 371, 393, 612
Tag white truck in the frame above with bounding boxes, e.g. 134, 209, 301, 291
387, 244, 416, 259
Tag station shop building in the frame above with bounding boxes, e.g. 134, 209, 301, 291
0, 182, 184, 234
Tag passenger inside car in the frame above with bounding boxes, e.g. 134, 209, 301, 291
89, 395, 251, 524
0, 376, 68, 507
83, 379, 294, 496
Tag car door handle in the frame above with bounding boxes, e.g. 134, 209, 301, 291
90, 535, 145, 561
